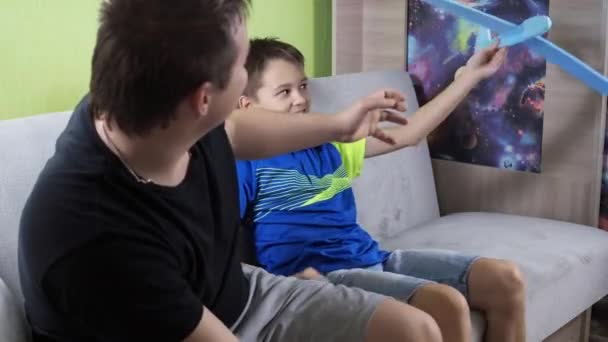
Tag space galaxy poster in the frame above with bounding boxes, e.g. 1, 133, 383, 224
599, 99, 608, 231
407, 0, 548, 173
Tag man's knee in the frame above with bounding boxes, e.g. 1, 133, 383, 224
366, 299, 442, 342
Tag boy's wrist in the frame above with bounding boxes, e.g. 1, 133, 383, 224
455, 67, 483, 88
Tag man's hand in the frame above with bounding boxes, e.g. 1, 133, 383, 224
455, 41, 507, 82
293, 267, 325, 280
333, 89, 408, 145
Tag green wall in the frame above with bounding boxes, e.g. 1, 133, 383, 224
248, 0, 332, 78
0, 0, 332, 120
0, 1, 99, 120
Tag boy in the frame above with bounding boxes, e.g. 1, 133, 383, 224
237, 38, 526, 342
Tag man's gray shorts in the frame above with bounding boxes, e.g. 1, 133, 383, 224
231, 264, 387, 342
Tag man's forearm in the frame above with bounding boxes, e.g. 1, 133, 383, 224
184, 307, 238, 342
226, 109, 342, 160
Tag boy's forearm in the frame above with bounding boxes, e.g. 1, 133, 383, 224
366, 72, 480, 157
226, 108, 342, 160
401, 72, 479, 144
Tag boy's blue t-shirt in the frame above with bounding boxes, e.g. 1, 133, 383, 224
237, 140, 389, 276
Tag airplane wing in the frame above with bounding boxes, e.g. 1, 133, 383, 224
476, 16, 551, 50
423, 0, 608, 95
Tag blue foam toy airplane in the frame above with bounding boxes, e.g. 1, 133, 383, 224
475, 16, 552, 50
424, 0, 608, 95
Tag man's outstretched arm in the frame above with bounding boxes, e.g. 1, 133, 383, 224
225, 89, 408, 160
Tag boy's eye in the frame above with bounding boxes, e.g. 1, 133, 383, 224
300, 83, 308, 90
277, 89, 290, 96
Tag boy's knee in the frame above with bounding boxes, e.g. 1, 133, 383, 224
497, 261, 526, 296
484, 260, 526, 305
494, 261, 526, 314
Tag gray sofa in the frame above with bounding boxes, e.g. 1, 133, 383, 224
1, 70, 608, 341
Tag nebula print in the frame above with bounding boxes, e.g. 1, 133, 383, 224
600, 99, 608, 231
407, 0, 548, 172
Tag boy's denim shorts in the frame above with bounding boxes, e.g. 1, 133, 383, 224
325, 249, 480, 302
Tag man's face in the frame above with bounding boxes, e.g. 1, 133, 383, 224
250, 59, 310, 113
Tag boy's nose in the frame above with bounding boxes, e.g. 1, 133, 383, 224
292, 91, 307, 106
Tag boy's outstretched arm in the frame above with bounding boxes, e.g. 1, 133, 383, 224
226, 90, 408, 160
365, 43, 507, 158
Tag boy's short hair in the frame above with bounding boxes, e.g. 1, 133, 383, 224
244, 37, 305, 97
91, 0, 250, 136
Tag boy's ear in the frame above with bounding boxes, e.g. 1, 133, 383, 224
238, 95, 252, 109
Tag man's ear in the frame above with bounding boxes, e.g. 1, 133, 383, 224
190, 82, 214, 119
238, 95, 253, 109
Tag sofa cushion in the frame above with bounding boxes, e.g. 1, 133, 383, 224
380, 212, 608, 341
0, 277, 29, 342
0, 112, 71, 304
353, 143, 439, 241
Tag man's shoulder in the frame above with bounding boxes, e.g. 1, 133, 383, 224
31, 146, 106, 205
21, 158, 106, 240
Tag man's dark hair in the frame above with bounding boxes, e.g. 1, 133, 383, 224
243, 37, 305, 97
91, 0, 250, 136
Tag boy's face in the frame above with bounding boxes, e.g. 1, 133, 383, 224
248, 59, 310, 113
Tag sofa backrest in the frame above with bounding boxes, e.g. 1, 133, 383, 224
309, 70, 440, 243
0, 111, 71, 305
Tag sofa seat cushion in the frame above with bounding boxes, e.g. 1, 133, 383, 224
0, 277, 29, 342
379, 212, 608, 341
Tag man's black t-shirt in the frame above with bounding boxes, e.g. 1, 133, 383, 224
19, 96, 249, 341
